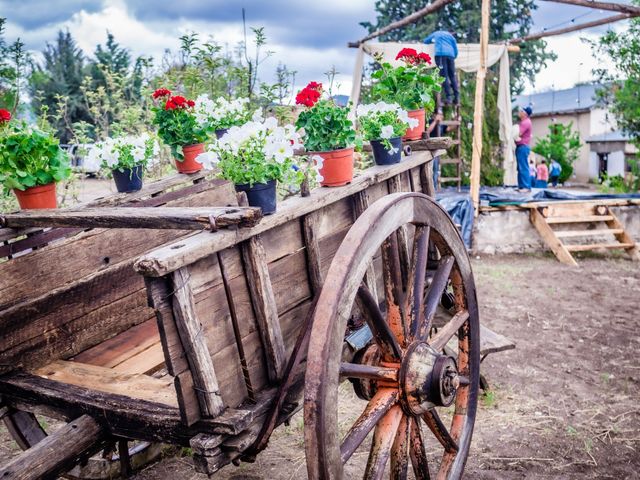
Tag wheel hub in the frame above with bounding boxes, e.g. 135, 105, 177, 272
400, 341, 460, 415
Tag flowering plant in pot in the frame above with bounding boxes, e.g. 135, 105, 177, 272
357, 102, 418, 165
295, 81, 357, 187
151, 88, 207, 173
194, 95, 254, 139
0, 116, 71, 209
370, 49, 441, 140
196, 117, 304, 214
87, 134, 159, 193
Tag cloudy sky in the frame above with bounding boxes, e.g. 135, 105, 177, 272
1, 0, 630, 96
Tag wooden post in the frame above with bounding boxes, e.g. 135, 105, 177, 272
470, 0, 491, 216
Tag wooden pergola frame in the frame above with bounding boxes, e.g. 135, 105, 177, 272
348, 0, 636, 216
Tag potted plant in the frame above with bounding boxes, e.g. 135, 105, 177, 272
370, 49, 441, 141
295, 82, 357, 187
196, 117, 303, 214
151, 88, 207, 174
0, 116, 71, 209
194, 95, 254, 139
357, 102, 418, 165
88, 134, 158, 192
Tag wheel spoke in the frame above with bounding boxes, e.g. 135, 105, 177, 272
381, 233, 406, 345
340, 362, 398, 382
356, 284, 402, 359
390, 415, 410, 480
409, 417, 431, 480
422, 409, 459, 454
407, 225, 430, 340
419, 256, 455, 340
363, 405, 404, 480
340, 388, 399, 464
428, 309, 469, 352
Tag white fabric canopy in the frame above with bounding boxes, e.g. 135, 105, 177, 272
350, 42, 516, 185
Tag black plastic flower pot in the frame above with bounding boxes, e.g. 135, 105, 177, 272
112, 165, 144, 193
370, 137, 402, 165
215, 128, 229, 139
235, 179, 277, 215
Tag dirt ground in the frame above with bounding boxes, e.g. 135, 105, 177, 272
1, 253, 638, 479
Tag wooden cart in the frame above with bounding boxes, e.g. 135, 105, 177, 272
0, 140, 481, 480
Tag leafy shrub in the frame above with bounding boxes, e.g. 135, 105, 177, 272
532, 122, 581, 183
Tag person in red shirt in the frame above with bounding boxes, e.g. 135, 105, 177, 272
536, 159, 549, 188
516, 106, 533, 191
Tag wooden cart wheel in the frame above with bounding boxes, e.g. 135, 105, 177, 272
304, 192, 480, 480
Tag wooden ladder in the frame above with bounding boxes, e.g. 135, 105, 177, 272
437, 103, 463, 191
525, 200, 640, 266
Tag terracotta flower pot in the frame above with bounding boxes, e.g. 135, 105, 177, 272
313, 147, 354, 187
14, 183, 57, 209
403, 109, 426, 141
175, 143, 204, 174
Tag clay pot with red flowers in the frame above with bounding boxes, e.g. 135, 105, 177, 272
370, 48, 442, 141
151, 88, 207, 174
295, 82, 357, 187
0, 113, 72, 209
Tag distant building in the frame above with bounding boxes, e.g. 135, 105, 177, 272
514, 84, 635, 182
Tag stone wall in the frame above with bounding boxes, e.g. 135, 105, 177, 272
473, 205, 640, 255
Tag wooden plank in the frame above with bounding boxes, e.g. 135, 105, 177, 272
241, 236, 286, 382
0, 414, 105, 480
33, 360, 178, 407
0, 182, 238, 309
112, 342, 165, 375
479, 324, 516, 356
302, 212, 324, 295
134, 150, 440, 277
546, 214, 614, 224
0, 206, 261, 230
145, 277, 190, 376
72, 319, 160, 368
352, 190, 379, 303
174, 371, 202, 426
171, 267, 225, 418
606, 211, 640, 261
529, 209, 578, 266
554, 228, 624, 238
565, 242, 636, 252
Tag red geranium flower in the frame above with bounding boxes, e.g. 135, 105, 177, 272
186, 99, 195, 107
306, 81, 322, 91
171, 95, 187, 106
395, 48, 418, 61
417, 52, 432, 64
152, 88, 171, 99
164, 99, 177, 110
295, 86, 321, 107
0, 109, 11, 122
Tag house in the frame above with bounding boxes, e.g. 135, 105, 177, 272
513, 83, 632, 182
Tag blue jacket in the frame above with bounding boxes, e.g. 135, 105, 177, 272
423, 31, 458, 58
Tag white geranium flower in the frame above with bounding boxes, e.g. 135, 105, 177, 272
380, 125, 394, 139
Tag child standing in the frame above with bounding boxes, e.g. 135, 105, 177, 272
536, 159, 549, 188
529, 159, 537, 186
549, 160, 562, 187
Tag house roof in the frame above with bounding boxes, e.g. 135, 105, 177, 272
513, 84, 601, 117
586, 130, 629, 143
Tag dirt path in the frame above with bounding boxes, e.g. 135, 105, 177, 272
1, 254, 638, 478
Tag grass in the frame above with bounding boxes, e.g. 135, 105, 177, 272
481, 389, 497, 408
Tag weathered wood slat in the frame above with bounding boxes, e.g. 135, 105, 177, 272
0, 414, 105, 480
353, 190, 380, 304
171, 268, 225, 419
361, 137, 452, 152
241, 236, 286, 382
135, 150, 440, 277
0, 206, 261, 230
301, 212, 324, 295
33, 360, 178, 407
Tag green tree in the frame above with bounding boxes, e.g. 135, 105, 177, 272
0, 18, 30, 114
532, 122, 581, 183
360, 0, 556, 94
29, 30, 90, 142
591, 4, 640, 148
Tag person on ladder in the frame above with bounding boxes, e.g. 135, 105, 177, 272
423, 30, 459, 106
